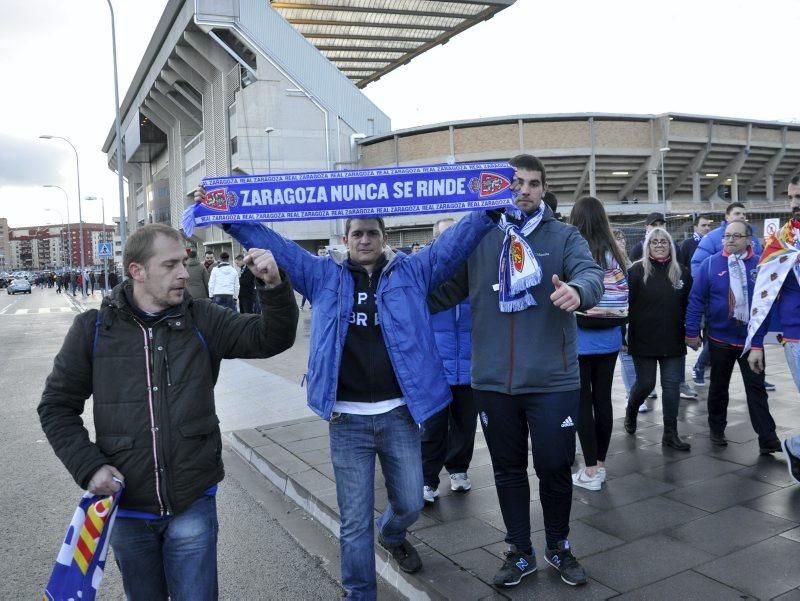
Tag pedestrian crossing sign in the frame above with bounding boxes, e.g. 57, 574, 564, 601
97, 242, 113, 258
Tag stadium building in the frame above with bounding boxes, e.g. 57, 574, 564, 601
104, 1, 798, 251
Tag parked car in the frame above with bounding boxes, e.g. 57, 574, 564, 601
7, 279, 32, 295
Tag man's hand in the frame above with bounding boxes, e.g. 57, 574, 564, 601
87, 465, 124, 496
747, 348, 765, 374
194, 185, 205, 202
685, 336, 701, 351
549, 274, 581, 312
244, 249, 281, 288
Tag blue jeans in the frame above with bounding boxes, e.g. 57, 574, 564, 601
110, 496, 219, 600
329, 405, 424, 600
619, 349, 636, 395
629, 355, 683, 422
212, 294, 236, 312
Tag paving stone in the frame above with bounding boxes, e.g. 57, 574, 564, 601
773, 589, 800, 601
664, 472, 780, 512
745, 486, 800, 522
413, 516, 505, 555
737, 456, 800, 488
598, 446, 675, 479
283, 435, 330, 453
695, 536, 800, 599
265, 419, 329, 444
251, 440, 308, 475
449, 547, 504, 585
613, 570, 753, 600
231, 427, 274, 449
640, 454, 743, 487
411, 543, 498, 600
580, 496, 707, 541
691, 438, 765, 467
501, 571, 618, 600
422, 486, 503, 522
479, 501, 601, 548
290, 468, 336, 496
563, 520, 625, 558
579, 533, 714, 593
407, 513, 438, 532
669, 505, 797, 556
781, 526, 800, 543
571, 472, 674, 510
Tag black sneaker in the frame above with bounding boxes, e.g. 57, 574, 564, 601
782, 439, 800, 484
544, 541, 587, 586
710, 432, 728, 447
378, 536, 422, 573
492, 550, 536, 587
760, 439, 783, 455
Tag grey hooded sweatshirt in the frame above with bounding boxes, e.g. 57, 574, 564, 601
429, 205, 603, 394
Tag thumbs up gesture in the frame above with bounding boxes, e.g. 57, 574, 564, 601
549, 274, 581, 313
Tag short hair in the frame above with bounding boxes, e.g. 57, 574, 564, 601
234, 254, 244, 261
725, 202, 745, 215
317, 245, 327, 251
123, 223, 180, 278
187, 249, 198, 258
791, 175, 800, 186
220, 251, 230, 261
204, 249, 215, 257
509, 154, 547, 185
726, 220, 753, 237
694, 214, 712, 225
542, 191, 558, 213
344, 216, 386, 236
411, 242, 420, 248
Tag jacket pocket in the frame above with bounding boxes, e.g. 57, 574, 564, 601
96, 435, 135, 455
178, 414, 220, 438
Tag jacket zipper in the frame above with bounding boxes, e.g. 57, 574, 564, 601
368, 272, 375, 402
140, 325, 166, 516
507, 313, 515, 393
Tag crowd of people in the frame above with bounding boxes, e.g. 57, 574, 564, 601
36, 159, 799, 600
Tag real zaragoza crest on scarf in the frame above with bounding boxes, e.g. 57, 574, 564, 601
511, 235, 525, 272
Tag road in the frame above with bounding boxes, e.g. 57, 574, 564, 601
0, 285, 351, 600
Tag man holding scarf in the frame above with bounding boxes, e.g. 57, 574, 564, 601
685, 220, 781, 453
746, 177, 800, 482
429, 154, 603, 589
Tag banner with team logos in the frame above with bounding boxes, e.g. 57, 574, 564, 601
182, 162, 515, 237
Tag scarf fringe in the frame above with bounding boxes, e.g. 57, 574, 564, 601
499, 292, 537, 313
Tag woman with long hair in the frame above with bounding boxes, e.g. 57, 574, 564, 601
624, 227, 692, 450
569, 197, 629, 490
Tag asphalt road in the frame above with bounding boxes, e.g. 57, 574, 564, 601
0, 286, 351, 600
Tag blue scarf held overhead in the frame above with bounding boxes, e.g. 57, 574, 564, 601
182, 162, 516, 237
497, 205, 544, 312
43, 482, 123, 601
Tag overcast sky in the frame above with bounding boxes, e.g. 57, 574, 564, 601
2, 0, 798, 229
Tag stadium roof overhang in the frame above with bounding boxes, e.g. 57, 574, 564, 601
270, 0, 516, 87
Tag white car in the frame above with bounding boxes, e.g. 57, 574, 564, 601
7, 279, 32, 295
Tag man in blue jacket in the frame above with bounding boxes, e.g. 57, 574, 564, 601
690, 202, 763, 278
221, 208, 496, 600
429, 155, 604, 589
685, 220, 780, 454
422, 218, 477, 504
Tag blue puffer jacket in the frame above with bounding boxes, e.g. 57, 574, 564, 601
226, 212, 494, 423
685, 250, 768, 348
690, 221, 763, 279
430, 301, 471, 387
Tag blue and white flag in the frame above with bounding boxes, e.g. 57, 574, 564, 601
43, 485, 123, 601
182, 162, 515, 237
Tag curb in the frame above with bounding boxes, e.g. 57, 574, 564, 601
228, 428, 453, 600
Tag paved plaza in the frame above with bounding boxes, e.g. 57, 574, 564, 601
74, 293, 800, 599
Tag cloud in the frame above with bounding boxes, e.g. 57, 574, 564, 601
0, 133, 71, 188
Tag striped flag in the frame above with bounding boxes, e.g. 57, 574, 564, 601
43, 484, 122, 601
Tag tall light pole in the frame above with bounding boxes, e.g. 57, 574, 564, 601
107, 0, 127, 247
40, 135, 85, 287
85, 195, 109, 295
43, 184, 72, 269
659, 146, 671, 207
265, 127, 275, 174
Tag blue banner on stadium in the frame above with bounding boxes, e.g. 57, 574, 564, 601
182, 162, 515, 237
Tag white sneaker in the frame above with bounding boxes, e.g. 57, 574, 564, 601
638, 401, 650, 413
450, 473, 471, 492
423, 485, 439, 504
596, 467, 607, 482
572, 467, 602, 491
679, 383, 698, 399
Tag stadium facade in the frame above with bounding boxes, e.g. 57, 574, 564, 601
104, 1, 798, 251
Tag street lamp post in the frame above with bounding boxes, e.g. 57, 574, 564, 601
659, 146, 671, 208
265, 127, 275, 174
107, 0, 127, 248
40, 135, 85, 295
85, 195, 109, 295
43, 184, 72, 269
